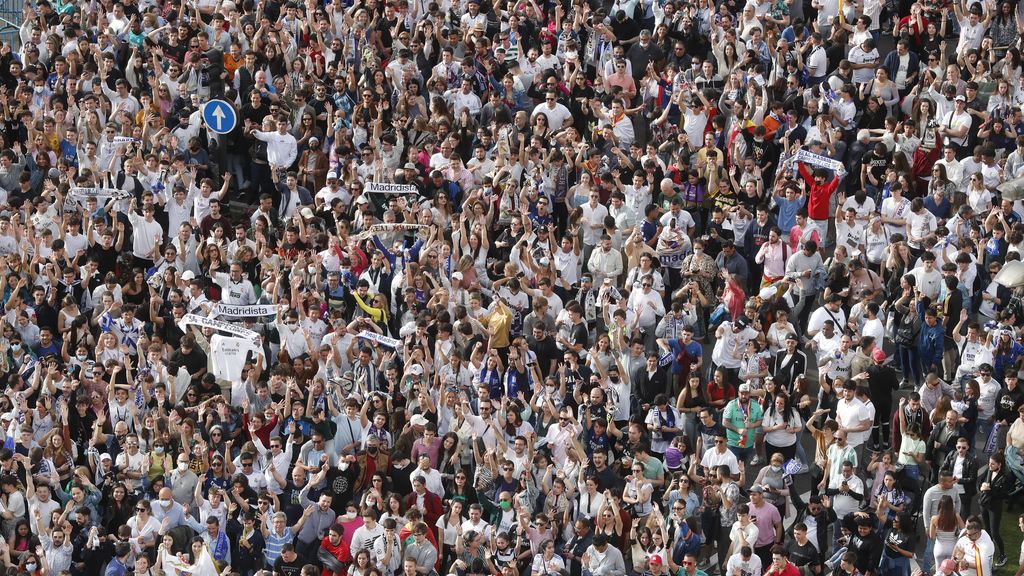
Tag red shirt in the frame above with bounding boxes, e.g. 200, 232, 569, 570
799, 162, 840, 220
766, 561, 802, 576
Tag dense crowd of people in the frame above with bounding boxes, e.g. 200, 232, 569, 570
9, 0, 1024, 575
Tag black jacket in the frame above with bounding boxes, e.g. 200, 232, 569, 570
927, 422, 963, 463
940, 450, 979, 496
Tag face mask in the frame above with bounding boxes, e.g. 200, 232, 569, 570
177, 463, 188, 471
11, 344, 20, 351
33, 86, 42, 94
499, 500, 512, 510
307, 266, 317, 275
26, 564, 37, 572
154, 446, 164, 454
161, 498, 173, 507
770, 465, 782, 472
610, 376, 619, 383
367, 446, 378, 455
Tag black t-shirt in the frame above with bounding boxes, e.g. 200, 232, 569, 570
273, 554, 305, 576
861, 151, 890, 184
882, 528, 915, 559
785, 539, 820, 567
528, 335, 560, 377
90, 243, 119, 277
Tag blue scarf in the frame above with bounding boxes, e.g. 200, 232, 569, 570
658, 408, 677, 442
212, 529, 229, 562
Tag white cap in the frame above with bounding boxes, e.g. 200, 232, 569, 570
410, 414, 429, 427
408, 364, 424, 376
327, 172, 339, 180
100, 453, 113, 461
301, 207, 315, 219
181, 271, 196, 281
452, 271, 464, 281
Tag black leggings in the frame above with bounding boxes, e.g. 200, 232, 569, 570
982, 501, 1005, 558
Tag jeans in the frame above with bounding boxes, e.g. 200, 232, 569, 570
923, 537, 936, 574
896, 344, 921, 386
880, 555, 911, 576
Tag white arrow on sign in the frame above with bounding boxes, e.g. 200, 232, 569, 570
211, 105, 226, 131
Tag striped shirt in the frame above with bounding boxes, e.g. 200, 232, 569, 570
264, 526, 294, 566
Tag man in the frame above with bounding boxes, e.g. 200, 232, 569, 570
928, 410, 964, 480
939, 96, 973, 158
951, 518, 996, 576
784, 524, 820, 574
104, 542, 132, 576
403, 523, 439, 574
847, 516, 883, 576
722, 384, 763, 464
852, 348, 899, 451
940, 437, 978, 512
700, 430, 740, 479
272, 543, 304, 576
583, 533, 626, 576
764, 547, 800, 576
711, 317, 758, 386
834, 382, 872, 461
403, 476, 443, 526
921, 471, 963, 574
725, 546, 762, 576
747, 487, 783, 568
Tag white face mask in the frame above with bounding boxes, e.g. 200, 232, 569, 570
177, 462, 188, 472
160, 498, 173, 507
770, 465, 782, 472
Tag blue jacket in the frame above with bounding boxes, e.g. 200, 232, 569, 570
917, 321, 945, 366
883, 50, 920, 86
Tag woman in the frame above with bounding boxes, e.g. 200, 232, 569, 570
896, 397, 926, 483
56, 295, 80, 337
628, 527, 655, 575
765, 310, 796, 355
437, 500, 464, 572
752, 452, 794, 518
911, 98, 941, 193
530, 539, 565, 576
349, 549, 374, 576
438, 433, 461, 493
676, 374, 708, 448
5, 520, 36, 562
861, 68, 900, 115
966, 171, 993, 214
761, 394, 802, 461
101, 482, 135, 535
878, 513, 915, 576
928, 494, 964, 570
873, 470, 909, 522
128, 498, 162, 559
979, 452, 1012, 565
41, 432, 74, 485
381, 493, 407, 527
297, 136, 329, 192
621, 466, 654, 521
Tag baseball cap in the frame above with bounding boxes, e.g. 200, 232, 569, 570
738, 384, 751, 393
955, 95, 966, 102
649, 556, 663, 566
871, 348, 886, 362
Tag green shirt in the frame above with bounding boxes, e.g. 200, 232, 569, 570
723, 399, 763, 447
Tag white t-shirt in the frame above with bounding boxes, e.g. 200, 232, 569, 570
836, 397, 871, 447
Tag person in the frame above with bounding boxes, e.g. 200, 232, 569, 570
951, 518, 996, 576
